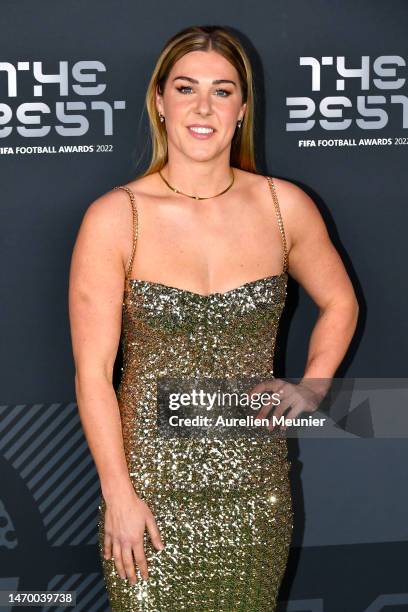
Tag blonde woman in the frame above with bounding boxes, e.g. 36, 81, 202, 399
69, 25, 359, 610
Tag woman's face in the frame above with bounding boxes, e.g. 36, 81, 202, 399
156, 50, 247, 163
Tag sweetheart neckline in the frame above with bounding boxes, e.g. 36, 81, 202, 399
125, 272, 287, 298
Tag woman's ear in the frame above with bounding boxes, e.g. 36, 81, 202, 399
155, 85, 164, 116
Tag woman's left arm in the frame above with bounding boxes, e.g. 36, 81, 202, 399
280, 179, 359, 395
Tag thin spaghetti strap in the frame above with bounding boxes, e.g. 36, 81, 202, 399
265, 176, 289, 274
112, 185, 138, 279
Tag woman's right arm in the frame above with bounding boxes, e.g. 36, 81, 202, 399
68, 190, 164, 584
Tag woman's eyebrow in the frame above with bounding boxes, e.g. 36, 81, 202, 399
172, 75, 237, 86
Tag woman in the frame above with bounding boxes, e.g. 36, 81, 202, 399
69, 25, 359, 611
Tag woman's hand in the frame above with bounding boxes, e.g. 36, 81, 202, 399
250, 377, 329, 431
103, 489, 164, 584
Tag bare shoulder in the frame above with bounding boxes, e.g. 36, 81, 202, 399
73, 184, 140, 277
232, 171, 325, 251
271, 176, 324, 222
266, 176, 329, 250
125, 173, 161, 199
81, 184, 133, 231
233, 169, 308, 211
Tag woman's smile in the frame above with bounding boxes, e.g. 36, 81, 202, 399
187, 124, 216, 139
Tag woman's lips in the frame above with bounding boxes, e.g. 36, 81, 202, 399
187, 126, 216, 139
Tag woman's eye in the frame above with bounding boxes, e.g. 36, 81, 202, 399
175, 86, 231, 97
176, 86, 193, 94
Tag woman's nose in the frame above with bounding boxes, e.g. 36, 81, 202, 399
194, 92, 212, 115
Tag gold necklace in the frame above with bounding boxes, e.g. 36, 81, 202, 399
158, 168, 235, 200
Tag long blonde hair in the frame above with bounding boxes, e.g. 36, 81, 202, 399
139, 25, 258, 177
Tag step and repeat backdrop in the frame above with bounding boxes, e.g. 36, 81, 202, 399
1, 1, 407, 610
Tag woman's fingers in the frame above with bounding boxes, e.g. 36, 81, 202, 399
107, 535, 149, 582
254, 379, 287, 421
102, 498, 164, 584
121, 544, 138, 585
248, 378, 278, 401
146, 515, 165, 551
103, 531, 112, 560
133, 543, 149, 580
112, 540, 126, 580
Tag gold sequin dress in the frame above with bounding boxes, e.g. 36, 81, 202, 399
97, 175, 294, 611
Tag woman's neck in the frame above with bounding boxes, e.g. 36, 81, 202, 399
160, 160, 234, 198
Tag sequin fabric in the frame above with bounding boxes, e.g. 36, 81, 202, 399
97, 177, 294, 611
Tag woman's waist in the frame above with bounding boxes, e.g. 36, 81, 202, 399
125, 436, 290, 489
